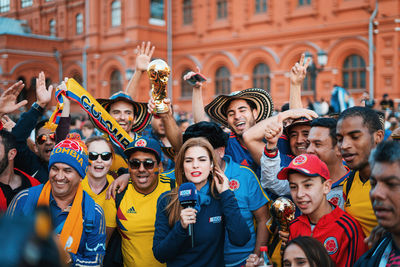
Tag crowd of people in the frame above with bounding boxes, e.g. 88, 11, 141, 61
0, 41, 399, 267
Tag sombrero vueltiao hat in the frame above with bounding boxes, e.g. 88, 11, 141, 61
97, 91, 152, 133
204, 88, 274, 127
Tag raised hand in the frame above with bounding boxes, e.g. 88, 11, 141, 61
135, 41, 155, 72
264, 114, 283, 148
290, 53, 311, 86
36, 71, 54, 108
0, 81, 28, 117
213, 167, 230, 193
147, 97, 172, 117
183, 66, 204, 89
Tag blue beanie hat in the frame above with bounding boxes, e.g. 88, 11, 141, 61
48, 138, 89, 178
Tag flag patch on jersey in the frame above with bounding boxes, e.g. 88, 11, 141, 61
324, 237, 338, 255
209, 216, 222, 223
127, 206, 136, 214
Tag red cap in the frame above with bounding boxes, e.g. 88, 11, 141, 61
277, 154, 330, 181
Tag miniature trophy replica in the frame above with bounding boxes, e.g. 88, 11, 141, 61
147, 59, 171, 114
270, 197, 296, 232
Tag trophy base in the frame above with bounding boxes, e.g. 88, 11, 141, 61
154, 102, 169, 114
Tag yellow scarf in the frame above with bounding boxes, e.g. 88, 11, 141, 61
37, 181, 84, 254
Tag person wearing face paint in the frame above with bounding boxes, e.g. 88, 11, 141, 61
153, 137, 250, 267
354, 141, 400, 266
7, 137, 106, 266
11, 72, 56, 183
336, 107, 384, 238
104, 135, 174, 267
278, 154, 367, 267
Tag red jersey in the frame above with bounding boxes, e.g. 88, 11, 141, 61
289, 206, 368, 267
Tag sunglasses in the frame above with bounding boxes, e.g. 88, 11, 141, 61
89, 152, 112, 161
128, 159, 156, 170
36, 133, 55, 145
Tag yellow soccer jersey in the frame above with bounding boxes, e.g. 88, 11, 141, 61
344, 171, 377, 237
105, 175, 174, 267
82, 175, 114, 221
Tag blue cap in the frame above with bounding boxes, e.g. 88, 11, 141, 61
124, 136, 161, 163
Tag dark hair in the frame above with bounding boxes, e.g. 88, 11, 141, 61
183, 121, 229, 149
177, 119, 188, 126
34, 119, 49, 139
310, 118, 338, 146
369, 140, 400, 168
283, 236, 335, 267
222, 98, 256, 116
0, 130, 17, 155
338, 107, 382, 134
281, 103, 290, 112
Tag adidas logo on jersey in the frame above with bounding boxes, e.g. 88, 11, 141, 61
127, 206, 136, 214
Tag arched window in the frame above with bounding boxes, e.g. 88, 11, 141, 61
183, 0, 192, 25
49, 19, 56, 36
302, 70, 315, 93
0, 0, 10, 13
342, 54, 366, 90
76, 13, 83, 35
252, 63, 270, 91
181, 69, 193, 98
72, 72, 83, 86
111, 0, 121, 27
110, 69, 122, 95
215, 66, 230, 95
16, 76, 27, 103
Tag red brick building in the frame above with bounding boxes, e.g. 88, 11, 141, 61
0, 0, 399, 111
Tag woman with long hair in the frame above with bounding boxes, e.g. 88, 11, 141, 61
153, 137, 250, 266
282, 236, 335, 267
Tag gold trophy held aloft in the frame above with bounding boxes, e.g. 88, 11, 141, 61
147, 59, 171, 114
270, 197, 296, 232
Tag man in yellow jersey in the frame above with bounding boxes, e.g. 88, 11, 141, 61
105, 136, 174, 267
336, 106, 384, 238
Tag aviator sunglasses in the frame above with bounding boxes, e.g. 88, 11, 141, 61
36, 133, 55, 145
128, 159, 156, 170
89, 152, 112, 161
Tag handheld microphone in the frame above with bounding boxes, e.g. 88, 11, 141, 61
178, 182, 197, 248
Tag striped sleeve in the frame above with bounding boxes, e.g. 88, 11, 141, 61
5, 189, 29, 217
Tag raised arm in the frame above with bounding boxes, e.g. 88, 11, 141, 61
289, 53, 310, 109
148, 98, 183, 152
0, 81, 28, 118
183, 69, 207, 123
243, 109, 318, 166
55, 79, 71, 143
125, 41, 155, 98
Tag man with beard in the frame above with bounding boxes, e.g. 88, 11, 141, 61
12, 71, 56, 183
355, 141, 400, 266
0, 130, 40, 212
336, 106, 384, 238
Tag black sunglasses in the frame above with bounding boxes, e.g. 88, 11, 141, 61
128, 159, 156, 170
36, 133, 55, 145
89, 152, 112, 161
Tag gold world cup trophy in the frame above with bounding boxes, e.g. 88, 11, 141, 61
147, 59, 171, 114
270, 197, 296, 232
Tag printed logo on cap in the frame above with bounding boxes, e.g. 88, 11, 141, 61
135, 139, 147, 147
293, 155, 307, 166
324, 237, 339, 255
229, 179, 240, 191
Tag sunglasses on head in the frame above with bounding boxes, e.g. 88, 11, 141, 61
89, 152, 112, 161
128, 159, 156, 170
36, 133, 55, 145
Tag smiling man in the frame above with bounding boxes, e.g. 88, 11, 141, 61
12, 72, 56, 183
355, 141, 400, 266
97, 91, 152, 176
205, 88, 273, 176
7, 138, 106, 266
104, 136, 174, 267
